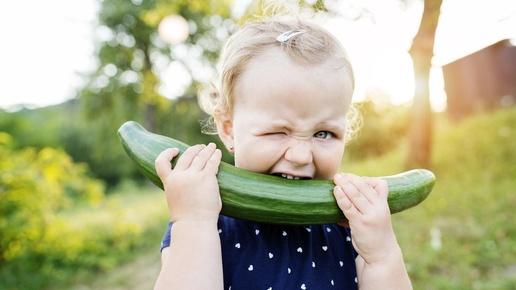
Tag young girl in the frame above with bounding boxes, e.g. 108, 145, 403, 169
154, 15, 412, 290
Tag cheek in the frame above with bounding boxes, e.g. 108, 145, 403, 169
314, 144, 345, 178
315, 160, 341, 179
233, 140, 271, 172
233, 150, 271, 173
233, 137, 286, 173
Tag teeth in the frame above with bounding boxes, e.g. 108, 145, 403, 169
281, 174, 300, 180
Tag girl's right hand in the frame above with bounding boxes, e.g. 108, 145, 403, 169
155, 143, 223, 223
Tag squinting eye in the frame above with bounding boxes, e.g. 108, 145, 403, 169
313, 131, 333, 139
266, 132, 285, 136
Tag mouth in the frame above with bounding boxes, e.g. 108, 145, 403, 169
272, 173, 312, 180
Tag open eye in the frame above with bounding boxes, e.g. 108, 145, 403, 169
313, 131, 333, 139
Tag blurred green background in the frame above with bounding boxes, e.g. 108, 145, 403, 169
1, 0, 515, 289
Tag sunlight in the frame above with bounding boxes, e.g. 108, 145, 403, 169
316, 0, 425, 108
314, 1, 418, 100
0, 0, 97, 110
429, 67, 447, 112
365, 46, 415, 106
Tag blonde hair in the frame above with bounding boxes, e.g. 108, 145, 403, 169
199, 11, 360, 141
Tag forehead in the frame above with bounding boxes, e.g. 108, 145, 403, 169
235, 47, 353, 109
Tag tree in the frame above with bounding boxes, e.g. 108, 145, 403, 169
76, 0, 235, 184
406, 0, 443, 168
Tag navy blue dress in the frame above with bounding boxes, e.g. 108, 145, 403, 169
161, 216, 358, 290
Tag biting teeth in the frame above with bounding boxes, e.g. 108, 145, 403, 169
281, 174, 300, 180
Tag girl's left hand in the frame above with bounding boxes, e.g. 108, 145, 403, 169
333, 173, 399, 263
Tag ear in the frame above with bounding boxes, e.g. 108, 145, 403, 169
214, 112, 234, 152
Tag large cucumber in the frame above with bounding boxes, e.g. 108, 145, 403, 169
118, 121, 435, 225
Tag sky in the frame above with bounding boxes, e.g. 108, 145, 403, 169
0, 0, 98, 110
1, 0, 515, 112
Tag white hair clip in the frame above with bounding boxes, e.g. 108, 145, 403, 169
276, 30, 307, 43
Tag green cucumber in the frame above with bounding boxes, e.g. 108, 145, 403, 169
118, 121, 435, 225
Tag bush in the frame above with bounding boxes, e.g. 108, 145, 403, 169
344, 100, 410, 160
0, 134, 105, 288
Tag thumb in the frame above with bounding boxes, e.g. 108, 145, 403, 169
155, 148, 179, 180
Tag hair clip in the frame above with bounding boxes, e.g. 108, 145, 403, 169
276, 30, 307, 43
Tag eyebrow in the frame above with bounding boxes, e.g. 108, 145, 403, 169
316, 120, 347, 131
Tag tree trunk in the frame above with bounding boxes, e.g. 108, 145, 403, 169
406, 0, 442, 169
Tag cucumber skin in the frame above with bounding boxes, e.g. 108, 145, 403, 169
117, 121, 436, 225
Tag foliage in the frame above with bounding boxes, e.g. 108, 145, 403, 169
0, 106, 64, 149
0, 137, 169, 289
0, 136, 106, 288
0, 98, 229, 188
0, 102, 143, 186
84, 0, 236, 124
74, 0, 245, 185
344, 99, 410, 161
0, 186, 169, 289
346, 107, 516, 289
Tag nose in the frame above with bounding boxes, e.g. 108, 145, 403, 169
284, 141, 313, 167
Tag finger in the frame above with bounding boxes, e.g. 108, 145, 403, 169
333, 184, 359, 217
173, 144, 206, 170
364, 177, 389, 200
204, 148, 222, 174
345, 174, 377, 204
155, 148, 179, 180
337, 174, 372, 214
190, 143, 217, 170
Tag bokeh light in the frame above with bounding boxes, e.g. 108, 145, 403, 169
158, 15, 189, 45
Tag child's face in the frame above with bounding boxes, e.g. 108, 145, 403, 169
218, 47, 353, 180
